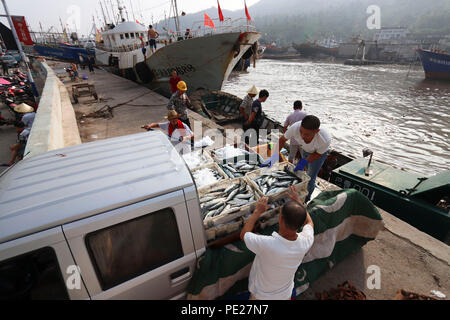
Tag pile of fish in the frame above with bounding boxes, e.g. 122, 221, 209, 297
193, 168, 224, 188
251, 168, 302, 196
200, 181, 256, 220
220, 158, 263, 179
182, 151, 212, 169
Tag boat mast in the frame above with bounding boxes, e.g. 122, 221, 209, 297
99, 1, 109, 26
129, 0, 136, 22
171, 0, 181, 35
117, 0, 125, 22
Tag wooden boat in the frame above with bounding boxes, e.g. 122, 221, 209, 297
189, 89, 450, 244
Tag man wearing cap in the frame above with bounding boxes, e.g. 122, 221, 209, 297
144, 110, 194, 147
15, 103, 35, 130
240, 85, 258, 131
167, 80, 192, 128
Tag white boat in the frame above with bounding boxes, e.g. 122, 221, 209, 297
94, 3, 260, 98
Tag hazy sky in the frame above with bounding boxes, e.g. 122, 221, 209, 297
1, 0, 261, 37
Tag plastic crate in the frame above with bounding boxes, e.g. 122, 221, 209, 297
182, 149, 214, 170
198, 178, 263, 241
245, 162, 310, 204
190, 162, 229, 189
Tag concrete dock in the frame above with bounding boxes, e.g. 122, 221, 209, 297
12, 59, 450, 300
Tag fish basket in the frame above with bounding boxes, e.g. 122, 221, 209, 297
190, 162, 229, 189
245, 162, 310, 204
182, 149, 214, 170
206, 206, 281, 245
197, 177, 263, 241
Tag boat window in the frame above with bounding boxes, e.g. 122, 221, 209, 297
135, 32, 139, 38
0, 247, 69, 300
140, 33, 144, 38
85, 207, 184, 291
120, 34, 124, 40
130, 33, 135, 39
125, 33, 129, 39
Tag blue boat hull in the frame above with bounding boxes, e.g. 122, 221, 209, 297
417, 49, 450, 80
33, 44, 94, 63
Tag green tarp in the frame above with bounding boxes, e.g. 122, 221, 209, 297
187, 189, 384, 300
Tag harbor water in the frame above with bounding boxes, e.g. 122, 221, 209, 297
223, 59, 450, 177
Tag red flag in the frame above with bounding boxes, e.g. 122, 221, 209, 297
136, 19, 141, 24
245, 1, 251, 21
204, 13, 215, 29
11, 16, 33, 46
217, 1, 224, 22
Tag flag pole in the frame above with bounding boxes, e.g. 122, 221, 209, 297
1, 0, 39, 98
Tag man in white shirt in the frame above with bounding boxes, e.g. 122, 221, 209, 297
284, 100, 307, 164
262, 115, 331, 202
240, 186, 314, 300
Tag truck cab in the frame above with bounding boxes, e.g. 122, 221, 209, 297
0, 131, 206, 300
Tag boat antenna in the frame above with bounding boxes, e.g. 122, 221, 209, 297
129, 0, 136, 22
99, 1, 108, 26
117, 0, 125, 22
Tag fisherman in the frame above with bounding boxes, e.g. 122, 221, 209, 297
244, 89, 269, 146
284, 100, 307, 164
240, 186, 314, 300
87, 56, 95, 73
78, 54, 85, 69
71, 62, 79, 79
167, 80, 192, 128
1, 121, 30, 167
14, 103, 36, 130
143, 110, 194, 149
169, 70, 182, 95
139, 36, 147, 60
185, 28, 192, 39
263, 115, 331, 203
240, 85, 258, 131
148, 25, 159, 54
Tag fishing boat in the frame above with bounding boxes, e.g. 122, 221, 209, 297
293, 42, 338, 58
95, 2, 261, 98
331, 155, 449, 243
416, 49, 450, 81
189, 89, 449, 243
33, 42, 94, 63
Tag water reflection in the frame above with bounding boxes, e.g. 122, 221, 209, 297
223, 60, 450, 176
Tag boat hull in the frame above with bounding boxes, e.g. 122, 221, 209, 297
96, 32, 261, 98
417, 49, 450, 81
33, 44, 94, 62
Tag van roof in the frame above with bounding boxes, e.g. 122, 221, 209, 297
0, 131, 194, 244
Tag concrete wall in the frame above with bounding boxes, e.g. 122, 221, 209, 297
25, 61, 82, 158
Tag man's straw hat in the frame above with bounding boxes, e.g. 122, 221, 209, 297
247, 85, 259, 95
14, 103, 34, 114
165, 110, 181, 120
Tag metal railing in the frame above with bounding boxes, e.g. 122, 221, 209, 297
95, 18, 257, 53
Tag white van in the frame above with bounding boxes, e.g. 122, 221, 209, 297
0, 131, 206, 300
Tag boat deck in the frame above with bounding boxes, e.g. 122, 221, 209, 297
42, 61, 450, 300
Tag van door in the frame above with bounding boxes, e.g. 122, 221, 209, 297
62, 190, 197, 300
0, 227, 90, 300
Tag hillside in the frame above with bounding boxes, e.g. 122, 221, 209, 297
156, 0, 450, 46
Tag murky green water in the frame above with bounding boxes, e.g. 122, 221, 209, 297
223, 59, 450, 177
